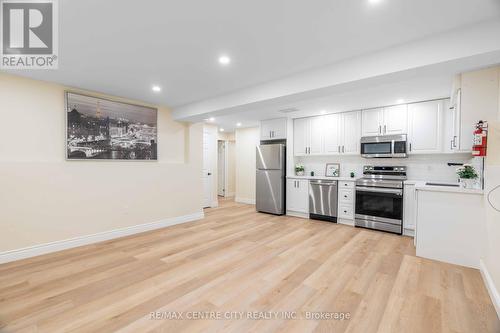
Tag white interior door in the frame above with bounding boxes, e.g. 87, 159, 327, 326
217, 141, 226, 197
203, 129, 215, 207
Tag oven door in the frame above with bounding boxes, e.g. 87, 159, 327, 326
355, 186, 403, 224
360, 141, 393, 158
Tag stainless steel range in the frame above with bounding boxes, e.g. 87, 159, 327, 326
355, 166, 407, 234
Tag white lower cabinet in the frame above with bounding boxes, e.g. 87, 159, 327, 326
403, 183, 416, 237
337, 180, 355, 223
286, 179, 309, 215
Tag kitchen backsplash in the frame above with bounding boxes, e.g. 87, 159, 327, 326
294, 153, 479, 182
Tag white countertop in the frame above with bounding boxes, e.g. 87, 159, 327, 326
412, 180, 484, 195
287, 175, 359, 181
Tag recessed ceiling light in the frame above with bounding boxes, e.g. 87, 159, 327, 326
208, 117, 215, 122
220, 128, 225, 132
368, 0, 382, 4
218, 55, 231, 65
152, 85, 161, 92
236, 122, 242, 127
320, 110, 327, 115
397, 99, 405, 104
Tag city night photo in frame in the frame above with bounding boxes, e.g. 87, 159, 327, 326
66, 92, 158, 160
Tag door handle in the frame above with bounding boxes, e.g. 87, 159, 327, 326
208, 172, 212, 176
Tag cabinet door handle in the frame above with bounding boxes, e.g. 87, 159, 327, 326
379, 125, 382, 134
342, 146, 345, 153
409, 143, 412, 152
450, 140, 453, 150
453, 136, 457, 148
338, 146, 340, 153
384, 125, 386, 134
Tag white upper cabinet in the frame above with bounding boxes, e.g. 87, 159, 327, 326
362, 106, 407, 136
408, 100, 443, 154
293, 111, 360, 156
293, 117, 309, 156
309, 116, 324, 155
293, 116, 324, 156
260, 118, 287, 140
341, 111, 361, 154
323, 114, 341, 154
383, 105, 408, 135
361, 108, 383, 136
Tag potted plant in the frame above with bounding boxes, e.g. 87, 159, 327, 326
456, 164, 478, 189
295, 164, 305, 176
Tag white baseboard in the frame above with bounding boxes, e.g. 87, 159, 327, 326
479, 259, 500, 318
286, 211, 309, 219
211, 200, 219, 208
224, 192, 235, 198
403, 228, 415, 237
235, 197, 255, 205
338, 218, 354, 226
0, 211, 204, 265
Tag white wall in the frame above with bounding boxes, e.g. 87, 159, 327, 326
0, 73, 203, 253
235, 127, 259, 204
481, 99, 500, 314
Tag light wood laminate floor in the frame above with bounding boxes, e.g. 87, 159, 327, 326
0, 199, 498, 332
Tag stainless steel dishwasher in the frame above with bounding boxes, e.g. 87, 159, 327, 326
309, 180, 338, 222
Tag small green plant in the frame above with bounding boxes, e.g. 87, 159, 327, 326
456, 164, 478, 179
295, 164, 304, 173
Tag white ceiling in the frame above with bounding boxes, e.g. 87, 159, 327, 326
7, 0, 500, 109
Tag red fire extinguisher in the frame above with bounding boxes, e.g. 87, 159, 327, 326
472, 120, 488, 157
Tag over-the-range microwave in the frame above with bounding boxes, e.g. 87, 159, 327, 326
360, 134, 408, 158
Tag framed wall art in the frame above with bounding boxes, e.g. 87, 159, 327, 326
66, 92, 158, 160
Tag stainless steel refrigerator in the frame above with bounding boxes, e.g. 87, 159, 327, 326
256, 143, 285, 215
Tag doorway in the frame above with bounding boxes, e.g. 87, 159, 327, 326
218, 140, 226, 197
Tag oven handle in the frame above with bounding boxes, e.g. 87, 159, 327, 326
356, 187, 403, 195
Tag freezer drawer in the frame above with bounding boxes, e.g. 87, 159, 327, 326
256, 169, 284, 215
